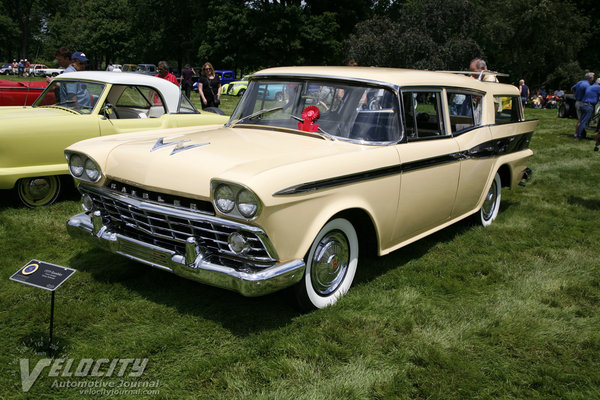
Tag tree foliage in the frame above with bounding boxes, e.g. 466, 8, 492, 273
0, 0, 598, 89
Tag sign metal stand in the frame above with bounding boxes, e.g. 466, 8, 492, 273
10, 260, 76, 355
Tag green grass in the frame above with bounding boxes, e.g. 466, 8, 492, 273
1, 108, 599, 399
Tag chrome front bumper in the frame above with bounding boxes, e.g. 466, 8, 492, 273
67, 212, 305, 297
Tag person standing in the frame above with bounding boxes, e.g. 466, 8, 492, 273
519, 79, 529, 106
155, 61, 179, 86
198, 62, 221, 109
180, 64, 196, 99
60, 52, 91, 109
575, 78, 600, 140
572, 72, 595, 138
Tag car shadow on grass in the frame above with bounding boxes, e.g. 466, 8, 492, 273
68, 249, 303, 337
567, 195, 600, 210
66, 202, 516, 336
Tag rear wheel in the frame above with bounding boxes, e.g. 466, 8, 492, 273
16, 176, 62, 208
478, 173, 501, 227
237, 88, 246, 96
294, 218, 359, 310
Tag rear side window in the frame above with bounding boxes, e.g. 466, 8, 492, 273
448, 92, 483, 134
494, 96, 522, 124
402, 90, 446, 140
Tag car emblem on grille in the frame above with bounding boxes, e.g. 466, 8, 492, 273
151, 137, 210, 155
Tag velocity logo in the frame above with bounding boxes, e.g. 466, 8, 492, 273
19, 358, 148, 392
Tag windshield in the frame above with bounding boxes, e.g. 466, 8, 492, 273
228, 79, 401, 143
34, 80, 105, 114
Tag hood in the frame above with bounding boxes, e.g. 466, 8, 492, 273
0, 106, 76, 120
72, 126, 392, 200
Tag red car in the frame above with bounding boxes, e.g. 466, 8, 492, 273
0, 79, 48, 106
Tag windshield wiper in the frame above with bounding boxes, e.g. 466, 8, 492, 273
290, 114, 336, 141
230, 106, 283, 126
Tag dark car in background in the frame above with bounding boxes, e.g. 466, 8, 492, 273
557, 94, 577, 119
135, 64, 157, 75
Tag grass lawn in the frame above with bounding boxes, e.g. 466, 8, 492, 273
0, 107, 599, 399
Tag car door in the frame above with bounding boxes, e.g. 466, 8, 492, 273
98, 84, 169, 136
393, 89, 461, 242
446, 90, 495, 218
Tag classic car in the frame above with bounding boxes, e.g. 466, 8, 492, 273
0, 78, 48, 106
122, 64, 138, 72
1, 63, 12, 75
65, 66, 537, 310
32, 65, 64, 77
0, 71, 229, 207
222, 75, 250, 96
136, 64, 157, 75
216, 69, 235, 86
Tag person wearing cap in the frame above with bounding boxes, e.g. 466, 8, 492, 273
576, 78, 600, 140
64, 51, 88, 73
59, 51, 91, 109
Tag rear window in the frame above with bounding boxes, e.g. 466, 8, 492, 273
494, 96, 522, 124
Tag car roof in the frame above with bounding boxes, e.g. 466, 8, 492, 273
53, 71, 182, 112
253, 66, 516, 93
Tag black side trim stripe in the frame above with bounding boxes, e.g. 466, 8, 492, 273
274, 132, 533, 196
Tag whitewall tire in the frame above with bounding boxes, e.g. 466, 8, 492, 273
294, 218, 359, 310
479, 173, 502, 227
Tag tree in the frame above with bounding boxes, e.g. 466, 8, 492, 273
346, 0, 482, 69
477, 0, 588, 88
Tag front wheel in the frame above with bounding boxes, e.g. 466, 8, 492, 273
478, 173, 501, 227
294, 218, 359, 310
16, 176, 62, 208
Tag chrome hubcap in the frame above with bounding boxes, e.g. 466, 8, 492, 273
310, 230, 349, 296
26, 178, 52, 200
482, 180, 497, 220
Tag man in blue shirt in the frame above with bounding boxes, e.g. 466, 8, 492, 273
576, 78, 600, 140
572, 72, 595, 137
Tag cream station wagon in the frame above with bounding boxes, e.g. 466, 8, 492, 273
65, 66, 536, 309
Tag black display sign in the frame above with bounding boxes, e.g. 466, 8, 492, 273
10, 260, 75, 291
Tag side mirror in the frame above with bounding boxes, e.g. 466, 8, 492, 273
102, 103, 115, 118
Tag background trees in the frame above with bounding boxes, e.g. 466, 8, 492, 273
0, 0, 598, 90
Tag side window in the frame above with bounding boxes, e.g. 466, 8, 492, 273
402, 90, 446, 139
116, 86, 164, 109
494, 95, 521, 124
448, 92, 483, 134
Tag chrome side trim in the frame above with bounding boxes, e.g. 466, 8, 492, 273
67, 212, 305, 297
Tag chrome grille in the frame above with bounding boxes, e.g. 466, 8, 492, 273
80, 185, 275, 266
107, 180, 215, 214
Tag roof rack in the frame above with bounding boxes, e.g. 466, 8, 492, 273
437, 70, 509, 81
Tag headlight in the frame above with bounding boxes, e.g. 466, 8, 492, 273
66, 151, 102, 183
237, 189, 258, 218
214, 184, 235, 213
211, 180, 262, 220
84, 158, 100, 181
69, 154, 84, 177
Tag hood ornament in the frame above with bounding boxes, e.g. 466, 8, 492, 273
151, 137, 210, 155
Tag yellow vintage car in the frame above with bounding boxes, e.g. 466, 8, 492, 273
0, 71, 228, 207
65, 66, 537, 309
